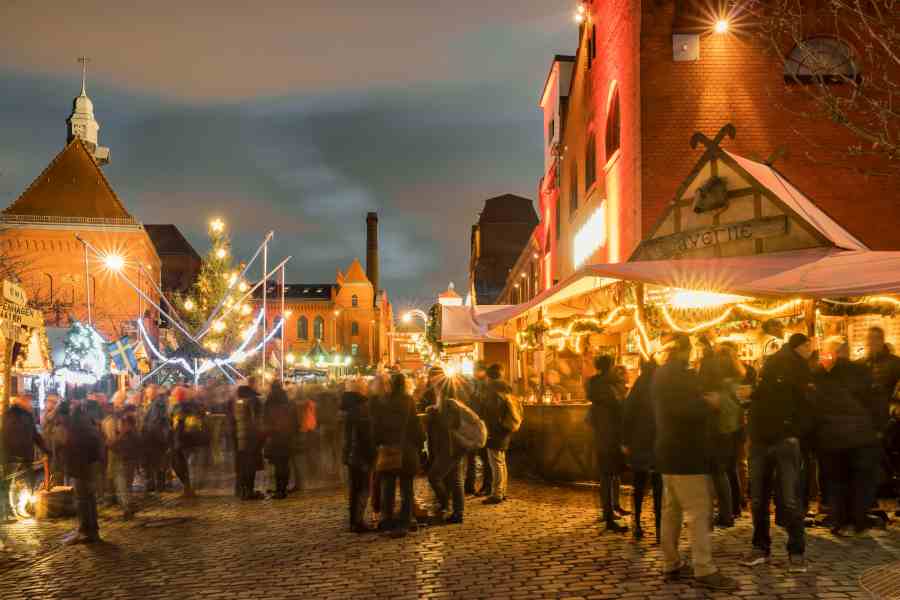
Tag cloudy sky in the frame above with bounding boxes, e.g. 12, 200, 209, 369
0, 1, 574, 304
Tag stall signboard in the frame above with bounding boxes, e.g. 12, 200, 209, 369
639, 216, 788, 260
0, 301, 42, 329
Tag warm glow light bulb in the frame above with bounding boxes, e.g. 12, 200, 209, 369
216, 248, 227, 259
714, 19, 729, 34
212, 320, 225, 333
210, 218, 225, 233
184, 299, 195, 311
238, 282, 248, 292
574, 12, 584, 24
104, 254, 125, 271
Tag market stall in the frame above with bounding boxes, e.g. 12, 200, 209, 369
489, 137, 900, 482
0, 280, 51, 413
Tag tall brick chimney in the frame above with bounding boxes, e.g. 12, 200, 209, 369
366, 212, 379, 299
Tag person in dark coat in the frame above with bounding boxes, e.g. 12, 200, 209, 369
370, 372, 424, 538
464, 362, 492, 496
342, 379, 376, 532
587, 355, 627, 533
480, 364, 513, 505
861, 326, 900, 432
814, 337, 880, 535
234, 378, 264, 500
623, 358, 661, 542
1, 395, 48, 521
61, 392, 104, 545
744, 333, 813, 572
653, 334, 737, 591
426, 378, 466, 522
140, 384, 171, 494
264, 382, 299, 500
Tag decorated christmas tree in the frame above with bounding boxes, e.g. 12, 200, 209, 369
176, 218, 256, 355
54, 321, 108, 385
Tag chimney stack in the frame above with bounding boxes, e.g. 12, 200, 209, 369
366, 212, 379, 300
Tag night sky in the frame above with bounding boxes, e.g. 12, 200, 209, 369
0, 2, 573, 306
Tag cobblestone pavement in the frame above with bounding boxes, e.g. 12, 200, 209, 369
1, 477, 899, 600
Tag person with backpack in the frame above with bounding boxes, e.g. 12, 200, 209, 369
482, 364, 518, 505
263, 382, 299, 500
425, 372, 468, 524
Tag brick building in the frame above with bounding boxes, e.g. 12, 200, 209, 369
144, 224, 202, 295
468, 194, 539, 305
525, 0, 900, 291
0, 78, 161, 337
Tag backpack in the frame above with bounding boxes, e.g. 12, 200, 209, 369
299, 400, 317, 433
449, 399, 487, 451
500, 393, 524, 433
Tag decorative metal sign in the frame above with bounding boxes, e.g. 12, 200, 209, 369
638, 215, 787, 260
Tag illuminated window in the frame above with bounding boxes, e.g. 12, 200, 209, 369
313, 316, 325, 341
297, 316, 308, 340
585, 134, 596, 189
605, 87, 620, 161
351, 321, 359, 336
569, 162, 578, 216
351, 343, 359, 356
351, 294, 359, 307
785, 37, 859, 84
573, 202, 607, 267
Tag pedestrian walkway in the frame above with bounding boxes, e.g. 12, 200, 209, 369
1, 479, 899, 599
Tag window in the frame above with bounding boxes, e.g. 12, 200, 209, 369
555, 197, 561, 242
785, 37, 859, 84
297, 316, 309, 340
585, 134, 596, 189
547, 119, 555, 146
605, 87, 621, 161
313, 316, 325, 341
588, 24, 597, 69
569, 162, 578, 217
351, 294, 359, 308
351, 321, 359, 336
351, 344, 359, 356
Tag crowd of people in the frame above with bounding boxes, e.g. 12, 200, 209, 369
0, 360, 521, 545
587, 325, 900, 591
2, 326, 899, 592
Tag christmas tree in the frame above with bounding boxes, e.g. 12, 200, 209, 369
55, 321, 108, 385
176, 218, 256, 356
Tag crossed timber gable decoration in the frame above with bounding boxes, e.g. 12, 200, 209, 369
631, 124, 849, 261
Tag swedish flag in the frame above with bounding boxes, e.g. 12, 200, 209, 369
105, 336, 138, 374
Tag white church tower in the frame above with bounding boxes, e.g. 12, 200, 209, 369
66, 57, 110, 165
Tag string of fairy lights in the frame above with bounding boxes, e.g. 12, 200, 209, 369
515, 292, 900, 361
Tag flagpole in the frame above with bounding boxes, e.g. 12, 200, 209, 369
262, 238, 268, 380
280, 264, 285, 384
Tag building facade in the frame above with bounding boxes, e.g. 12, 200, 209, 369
144, 224, 202, 295
0, 80, 161, 338
515, 0, 900, 299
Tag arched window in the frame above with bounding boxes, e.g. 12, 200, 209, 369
351, 321, 359, 336
605, 85, 621, 161
313, 316, 325, 341
351, 294, 359, 308
569, 162, 578, 216
785, 37, 859, 84
297, 316, 308, 340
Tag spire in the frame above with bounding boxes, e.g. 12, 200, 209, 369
67, 57, 110, 165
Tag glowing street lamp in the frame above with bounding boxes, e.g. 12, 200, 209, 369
104, 254, 125, 271
714, 19, 729, 34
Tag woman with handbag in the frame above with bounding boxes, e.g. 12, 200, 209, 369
370, 372, 424, 538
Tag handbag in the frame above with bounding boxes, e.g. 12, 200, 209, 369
374, 397, 410, 474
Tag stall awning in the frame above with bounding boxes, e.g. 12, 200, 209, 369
439, 305, 510, 344
482, 248, 900, 327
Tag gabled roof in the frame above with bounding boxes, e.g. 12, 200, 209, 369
724, 151, 867, 251
144, 225, 201, 259
4, 138, 133, 220
343, 258, 370, 284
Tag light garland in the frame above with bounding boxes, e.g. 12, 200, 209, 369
137, 309, 282, 378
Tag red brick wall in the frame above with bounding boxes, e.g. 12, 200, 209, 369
638, 2, 900, 250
